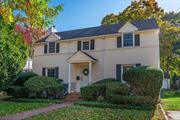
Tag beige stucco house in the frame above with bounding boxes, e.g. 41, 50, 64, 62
33, 19, 160, 93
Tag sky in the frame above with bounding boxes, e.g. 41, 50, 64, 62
51, 0, 180, 32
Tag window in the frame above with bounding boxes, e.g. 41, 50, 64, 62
49, 42, 55, 53
83, 41, 90, 50
123, 33, 133, 47
123, 65, 134, 73
47, 68, 55, 77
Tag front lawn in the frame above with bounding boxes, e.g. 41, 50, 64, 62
0, 98, 62, 116
26, 105, 152, 120
161, 97, 180, 111
0, 101, 48, 116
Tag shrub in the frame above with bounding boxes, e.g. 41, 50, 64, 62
106, 82, 130, 99
110, 95, 155, 108
6, 85, 27, 98
14, 72, 38, 86
80, 84, 105, 100
93, 78, 118, 85
162, 90, 180, 98
24, 76, 63, 98
123, 66, 163, 97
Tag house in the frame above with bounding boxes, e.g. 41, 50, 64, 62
33, 19, 160, 93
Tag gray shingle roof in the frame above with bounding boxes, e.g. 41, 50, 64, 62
37, 19, 159, 43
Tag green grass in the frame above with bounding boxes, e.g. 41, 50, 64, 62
162, 97, 180, 111
0, 101, 49, 116
26, 105, 152, 120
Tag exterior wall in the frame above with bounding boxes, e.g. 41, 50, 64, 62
33, 28, 160, 86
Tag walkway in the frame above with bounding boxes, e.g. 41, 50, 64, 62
0, 102, 73, 120
166, 111, 180, 120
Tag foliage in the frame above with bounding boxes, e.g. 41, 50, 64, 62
24, 76, 63, 98
75, 101, 152, 110
97, 95, 105, 102
26, 105, 152, 120
106, 82, 130, 100
14, 72, 38, 86
162, 90, 180, 98
123, 66, 163, 97
0, 20, 28, 91
159, 21, 180, 76
0, 0, 63, 28
101, 0, 164, 25
5, 85, 27, 98
162, 12, 180, 27
110, 95, 154, 108
0, 101, 49, 116
80, 84, 105, 100
162, 97, 180, 111
9, 98, 63, 104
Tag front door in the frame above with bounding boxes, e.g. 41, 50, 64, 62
76, 67, 89, 92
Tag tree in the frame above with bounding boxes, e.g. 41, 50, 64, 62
101, 0, 164, 25
0, 20, 28, 90
0, 0, 63, 90
101, 0, 180, 78
159, 21, 180, 76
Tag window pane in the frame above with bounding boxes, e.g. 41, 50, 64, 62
49, 42, 55, 53
123, 33, 133, 47
83, 41, 89, 50
47, 68, 55, 77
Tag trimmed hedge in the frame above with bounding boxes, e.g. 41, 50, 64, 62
162, 90, 180, 98
5, 85, 27, 98
106, 82, 130, 99
123, 66, 163, 97
14, 72, 38, 86
24, 76, 63, 98
75, 101, 152, 110
80, 84, 105, 100
110, 95, 155, 107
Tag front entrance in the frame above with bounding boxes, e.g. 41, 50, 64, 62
75, 64, 89, 92
67, 51, 97, 93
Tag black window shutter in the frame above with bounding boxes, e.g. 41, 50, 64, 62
135, 34, 140, 46
77, 41, 81, 51
90, 39, 95, 50
44, 44, 48, 54
116, 64, 121, 81
117, 36, 122, 48
55, 67, 59, 78
42, 68, 46, 76
56, 43, 60, 53
136, 63, 141, 67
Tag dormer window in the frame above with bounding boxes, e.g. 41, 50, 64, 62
49, 42, 55, 53
123, 33, 133, 47
44, 42, 60, 54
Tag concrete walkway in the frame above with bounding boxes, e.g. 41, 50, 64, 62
166, 111, 180, 120
0, 102, 73, 120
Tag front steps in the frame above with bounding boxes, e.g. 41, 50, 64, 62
64, 92, 81, 102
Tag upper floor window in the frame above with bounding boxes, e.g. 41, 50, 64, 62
123, 33, 133, 47
83, 41, 90, 50
49, 42, 55, 53
78, 39, 95, 51
44, 42, 59, 54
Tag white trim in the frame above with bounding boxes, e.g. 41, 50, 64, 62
68, 63, 72, 93
88, 62, 92, 85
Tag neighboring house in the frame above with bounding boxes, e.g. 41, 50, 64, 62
33, 19, 160, 93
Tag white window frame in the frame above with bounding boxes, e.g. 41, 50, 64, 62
122, 32, 135, 48
81, 39, 95, 51
47, 41, 59, 54
45, 67, 56, 77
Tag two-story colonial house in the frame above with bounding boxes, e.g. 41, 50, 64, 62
33, 19, 160, 93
